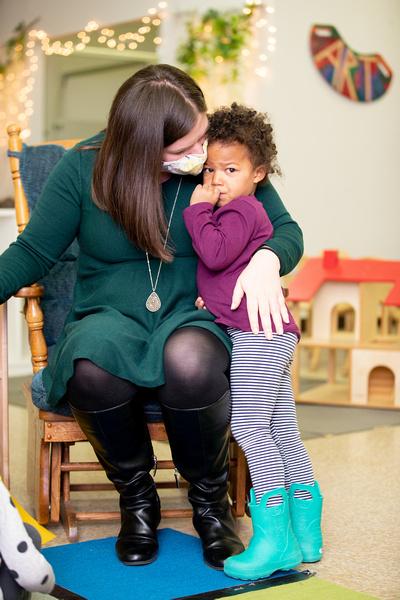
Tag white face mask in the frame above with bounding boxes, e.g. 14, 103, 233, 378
162, 140, 208, 176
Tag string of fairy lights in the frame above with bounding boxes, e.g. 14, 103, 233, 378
242, 0, 276, 79
32, 1, 167, 58
0, 2, 167, 142
0, 1, 276, 143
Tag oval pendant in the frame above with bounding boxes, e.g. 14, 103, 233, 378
146, 291, 161, 312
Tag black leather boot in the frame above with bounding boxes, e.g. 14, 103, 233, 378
161, 392, 244, 570
70, 401, 161, 565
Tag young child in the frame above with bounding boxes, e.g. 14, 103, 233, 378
183, 103, 323, 581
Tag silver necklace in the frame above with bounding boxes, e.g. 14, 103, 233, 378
145, 177, 182, 312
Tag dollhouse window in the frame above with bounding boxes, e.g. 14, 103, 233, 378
331, 303, 355, 336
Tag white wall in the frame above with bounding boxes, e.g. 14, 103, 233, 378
264, 0, 400, 261
0, 0, 159, 39
1, 0, 399, 261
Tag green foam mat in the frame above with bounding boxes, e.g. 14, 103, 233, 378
217, 576, 379, 599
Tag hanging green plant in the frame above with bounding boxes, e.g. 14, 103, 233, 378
0, 20, 38, 75
177, 6, 257, 82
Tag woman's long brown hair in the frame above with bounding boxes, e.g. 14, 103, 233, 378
91, 64, 207, 262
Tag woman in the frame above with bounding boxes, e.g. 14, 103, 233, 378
0, 65, 303, 570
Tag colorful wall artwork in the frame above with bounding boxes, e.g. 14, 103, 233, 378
310, 24, 393, 102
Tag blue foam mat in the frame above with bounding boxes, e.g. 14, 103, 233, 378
43, 528, 298, 600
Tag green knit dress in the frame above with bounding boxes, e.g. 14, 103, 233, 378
0, 134, 303, 407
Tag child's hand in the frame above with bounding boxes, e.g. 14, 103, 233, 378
190, 184, 219, 206
195, 296, 207, 310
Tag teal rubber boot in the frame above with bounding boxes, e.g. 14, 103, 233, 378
223, 488, 303, 580
289, 481, 323, 563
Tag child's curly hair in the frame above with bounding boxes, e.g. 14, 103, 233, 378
207, 103, 281, 183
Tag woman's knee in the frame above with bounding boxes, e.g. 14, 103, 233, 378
66, 359, 137, 410
161, 328, 229, 407
67, 359, 108, 397
164, 347, 206, 393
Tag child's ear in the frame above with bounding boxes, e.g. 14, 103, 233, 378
253, 166, 268, 184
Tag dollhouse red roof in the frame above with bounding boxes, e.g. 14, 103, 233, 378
287, 251, 400, 306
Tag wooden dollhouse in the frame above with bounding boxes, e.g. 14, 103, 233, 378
287, 250, 400, 409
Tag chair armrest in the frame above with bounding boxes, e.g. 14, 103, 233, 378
14, 284, 48, 372
14, 284, 44, 299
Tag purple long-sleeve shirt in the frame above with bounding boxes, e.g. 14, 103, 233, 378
183, 195, 300, 335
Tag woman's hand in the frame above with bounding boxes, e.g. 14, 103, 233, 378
231, 249, 289, 339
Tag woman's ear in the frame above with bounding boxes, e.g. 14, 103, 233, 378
253, 166, 268, 184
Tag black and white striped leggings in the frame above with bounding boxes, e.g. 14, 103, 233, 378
228, 329, 314, 505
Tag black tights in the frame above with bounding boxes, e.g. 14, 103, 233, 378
66, 327, 230, 411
